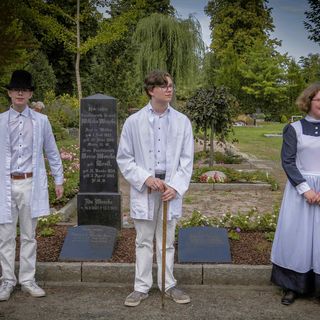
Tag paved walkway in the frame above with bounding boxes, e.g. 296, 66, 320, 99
1, 283, 319, 320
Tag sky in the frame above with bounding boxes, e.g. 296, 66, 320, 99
171, 0, 319, 60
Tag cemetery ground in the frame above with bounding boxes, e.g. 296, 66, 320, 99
27, 158, 283, 265
5, 122, 320, 320
19, 122, 287, 265
2, 283, 320, 320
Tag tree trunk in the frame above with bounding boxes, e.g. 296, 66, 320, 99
203, 126, 207, 152
209, 121, 215, 166
75, 0, 82, 101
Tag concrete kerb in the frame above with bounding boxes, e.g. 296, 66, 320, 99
35, 262, 272, 287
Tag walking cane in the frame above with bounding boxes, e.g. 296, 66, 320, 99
161, 200, 168, 308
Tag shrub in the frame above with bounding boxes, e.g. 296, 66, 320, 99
44, 93, 79, 129
37, 212, 61, 237
192, 166, 279, 190
280, 115, 288, 123
194, 150, 243, 164
178, 207, 279, 241
47, 142, 79, 207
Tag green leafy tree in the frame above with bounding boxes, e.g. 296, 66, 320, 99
299, 54, 320, 84
238, 39, 287, 117
284, 58, 306, 116
205, 0, 283, 115
205, 0, 274, 57
132, 13, 205, 89
304, 0, 320, 44
185, 87, 238, 166
0, 1, 37, 83
25, 51, 57, 102
86, 0, 175, 112
105, 0, 174, 17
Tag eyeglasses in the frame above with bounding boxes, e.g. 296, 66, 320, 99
312, 99, 320, 102
157, 84, 175, 92
10, 88, 31, 93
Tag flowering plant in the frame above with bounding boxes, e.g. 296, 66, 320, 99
178, 206, 279, 241
199, 172, 226, 183
47, 142, 80, 206
37, 212, 61, 237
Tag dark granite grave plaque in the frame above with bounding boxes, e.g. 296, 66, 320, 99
77, 193, 121, 229
77, 94, 121, 229
178, 226, 231, 263
59, 225, 117, 261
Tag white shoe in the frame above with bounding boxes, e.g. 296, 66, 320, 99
21, 281, 46, 297
0, 281, 15, 301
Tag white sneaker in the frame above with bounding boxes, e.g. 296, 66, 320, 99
0, 281, 15, 301
21, 281, 46, 297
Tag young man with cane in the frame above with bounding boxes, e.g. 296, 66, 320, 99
0, 70, 63, 301
117, 70, 194, 307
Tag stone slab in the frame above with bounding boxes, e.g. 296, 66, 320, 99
178, 227, 231, 263
59, 225, 117, 261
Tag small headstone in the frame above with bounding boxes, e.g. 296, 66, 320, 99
59, 225, 117, 261
178, 226, 231, 263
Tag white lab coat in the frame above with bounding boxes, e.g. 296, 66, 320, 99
0, 108, 63, 224
117, 103, 194, 220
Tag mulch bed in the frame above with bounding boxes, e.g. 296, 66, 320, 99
15, 225, 272, 265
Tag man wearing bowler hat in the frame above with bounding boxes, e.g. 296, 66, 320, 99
0, 70, 64, 301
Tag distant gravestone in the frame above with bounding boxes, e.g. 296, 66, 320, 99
59, 225, 117, 261
77, 94, 121, 229
178, 226, 231, 263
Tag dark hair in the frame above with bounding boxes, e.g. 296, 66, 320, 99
296, 82, 320, 113
144, 70, 173, 98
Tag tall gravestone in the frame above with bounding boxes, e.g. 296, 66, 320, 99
77, 94, 121, 229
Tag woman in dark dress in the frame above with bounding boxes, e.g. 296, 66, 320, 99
271, 82, 320, 305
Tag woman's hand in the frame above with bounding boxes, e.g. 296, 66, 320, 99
303, 189, 318, 204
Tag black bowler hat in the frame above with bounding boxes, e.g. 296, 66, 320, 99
5, 70, 35, 91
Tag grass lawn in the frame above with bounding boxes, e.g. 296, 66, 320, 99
231, 122, 286, 162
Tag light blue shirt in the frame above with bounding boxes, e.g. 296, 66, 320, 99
9, 106, 33, 174
0, 108, 64, 223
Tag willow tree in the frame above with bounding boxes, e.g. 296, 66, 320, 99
132, 13, 205, 87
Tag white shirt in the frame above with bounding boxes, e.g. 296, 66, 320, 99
148, 105, 169, 174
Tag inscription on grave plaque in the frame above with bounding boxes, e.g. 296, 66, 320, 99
178, 226, 231, 263
77, 193, 121, 229
80, 97, 118, 193
59, 225, 117, 261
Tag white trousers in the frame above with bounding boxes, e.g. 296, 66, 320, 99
134, 191, 177, 293
0, 178, 37, 285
